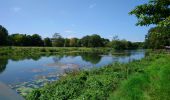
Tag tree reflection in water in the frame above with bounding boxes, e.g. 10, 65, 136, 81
0, 58, 8, 74
81, 53, 102, 64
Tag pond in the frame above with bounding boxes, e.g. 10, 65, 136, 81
0, 50, 145, 95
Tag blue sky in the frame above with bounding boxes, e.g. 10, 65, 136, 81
0, 0, 151, 42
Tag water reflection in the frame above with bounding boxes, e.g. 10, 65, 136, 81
0, 50, 145, 96
0, 58, 8, 73
81, 53, 102, 64
0, 50, 145, 74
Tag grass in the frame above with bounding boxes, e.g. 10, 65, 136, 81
0, 47, 112, 57
110, 53, 170, 100
25, 51, 170, 100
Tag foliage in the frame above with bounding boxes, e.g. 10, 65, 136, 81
26, 51, 170, 100
130, 0, 170, 26
69, 38, 79, 47
0, 25, 143, 49
8, 33, 43, 46
0, 25, 8, 45
0, 25, 143, 51
130, 0, 170, 49
145, 27, 170, 49
158, 16, 170, 27
109, 37, 143, 50
31, 34, 44, 46
111, 53, 170, 100
44, 37, 52, 47
52, 33, 64, 47
0, 47, 111, 58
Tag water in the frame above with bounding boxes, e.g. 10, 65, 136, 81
0, 50, 145, 95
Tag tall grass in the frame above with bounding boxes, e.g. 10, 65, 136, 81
110, 54, 170, 100
0, 47, 112, 56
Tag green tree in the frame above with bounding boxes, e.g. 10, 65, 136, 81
89, 34, 103, 47
64, 38, 70, 47
158, 16, 170, 27
101, 38, 110, 47
0, 25, 8, 45
130, 0, 170, 26
69, 38, 78, 47
8, 34, 26, 46
44, 37, 52, 47
52, 33, 64, 47
81, 34, 104, 47
145, 27, 170, 49
130, 0, 170, 49
81, 35, 90, 47
31, 34, 44, 46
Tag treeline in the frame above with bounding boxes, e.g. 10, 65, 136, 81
0, 25, 142, 50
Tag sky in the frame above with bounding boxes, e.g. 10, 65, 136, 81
0, 0, 152, 42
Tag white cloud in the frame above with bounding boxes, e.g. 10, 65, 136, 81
64, 30, 74, 33
11, 7, 22, 13
89, 3, 96, 9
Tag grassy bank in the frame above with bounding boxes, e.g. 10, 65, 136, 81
25, 51, 170, 100
0, 47, 112, 57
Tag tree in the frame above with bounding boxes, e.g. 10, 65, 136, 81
81, 34, 104, 47
89, 34, 103, 47
44, 37, 52, 47
145, 27, 170, 49
158, 16, 170, 27
64, 38, 70, 47
69, 38, 78, 47
8, 34, 25, 46
130, 0, 170, 49
0, 25, 8, 45
31, 34, 44, 46
109, 36, 139, 50
52, 33, 64, 47
81, 35, 90, 47
130, 0, 170, 26
101, 38, 110, 47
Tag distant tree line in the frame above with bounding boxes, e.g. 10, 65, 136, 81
0, 25, 142, 50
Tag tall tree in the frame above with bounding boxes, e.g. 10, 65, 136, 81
8, 34, 25, 46
52, 33, 64, 47
44, 37, 52, 47
69, 38, 78, 47
130, 0, 170, 26
130, 0, 170, 49
31, 34, 44, 46
81, 34, 104, 47
145, 27, 170, 49
81, 35, 90, 47
0, 25, 8, 45
89, 34, 103, 47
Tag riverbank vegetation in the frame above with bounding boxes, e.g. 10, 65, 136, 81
25, 51, 170, 100
25, 0, 170, 99
0, 0, 169, 99
0, 47, 112, 57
